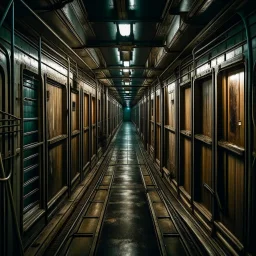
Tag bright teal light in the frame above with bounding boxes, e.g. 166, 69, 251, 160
127, 107, 130, 110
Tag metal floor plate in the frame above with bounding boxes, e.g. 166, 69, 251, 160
96, 123, 160, 256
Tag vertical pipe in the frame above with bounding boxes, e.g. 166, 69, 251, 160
44, 74, 49, 222
106, 87, 108, 138
211, 68, 216, 234
38, 36, 46, 215
154, 86, 156, 161
148, 88, 151, 153
10, 0, 15, 189
191, 77, 195, 211
158, 77, 164, 177
144, 92, 147, 149
102, 87, 105, 139
177, 66, 181, 193
89, 94, 92, 169
9, 3, 23, 254
80, 89, 84, 180
67, 57, 71, 196
96, 81, 98, 158
78, 87, 82, 181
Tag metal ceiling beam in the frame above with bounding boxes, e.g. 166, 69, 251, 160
98, 77, 155, 79
87, 18, 163, 23
93, 66, 163, 71
73, 40, 165, 49
107, 86, 147, 88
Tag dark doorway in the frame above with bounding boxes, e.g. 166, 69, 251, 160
123, 108, 131, 121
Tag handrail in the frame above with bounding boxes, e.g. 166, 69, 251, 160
0, 110, 21, 120
0, 152, 12, 181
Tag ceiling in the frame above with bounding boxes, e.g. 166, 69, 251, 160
1, 0, 247, 106
81, 0, 167, 107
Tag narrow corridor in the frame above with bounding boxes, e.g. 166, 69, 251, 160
54, 122, 188, 255
96, 123, 160, 255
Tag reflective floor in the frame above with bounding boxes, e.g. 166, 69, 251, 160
96, 122, 160, 255
56, 122, 188, 255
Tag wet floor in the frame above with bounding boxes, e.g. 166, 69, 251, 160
96, 122, 160, 255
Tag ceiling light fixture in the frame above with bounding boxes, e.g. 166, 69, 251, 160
123, 61, 130, 67
124, 82, 129, 86
118, 24, 131, 36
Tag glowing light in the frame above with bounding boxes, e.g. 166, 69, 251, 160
124, 82, 129, 85
123, 61, 130, 67
229, 74, 239, 82
118, 24, 131, 36
123, 69, 129, 73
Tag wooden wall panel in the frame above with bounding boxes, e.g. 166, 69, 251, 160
150, 123, 154, 147
71, 92, 79, 131
83, 132, 89, 167
84, 94, 89, 127
181, 137, 191, 194
194, 77, 212, 212
92, 127, 96, 156
166, 86, 175, 127
48, 143, 66, 200
184, 87, 191, 131
218, 153, 244, 242
98, 99, 100, 122
217, 68, 245, 242
195, 78, 212, 136
180, 86, 191, 195
47, 84, 66, 138
91, 97, 96, 125
71, 136, 79, 181
202, 79, 212, 136
198, 144, 212, 211
227, 71, 244, 146
165, 131, 176, 178
151, 97, 154, 121
156, 126, 160, 161
156, 94, 160, 123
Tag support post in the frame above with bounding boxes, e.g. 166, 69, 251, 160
191, 77, 195, 211
154, 87, 156, 161
176, 68, 181, 192
96, 81, 98, 158
106, 87, 109, 138
67, 57, 71, 196
158, 77, 164, 177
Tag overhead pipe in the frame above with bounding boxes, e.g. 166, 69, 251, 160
143, 0, 245, 95
18, 0, 95, 81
